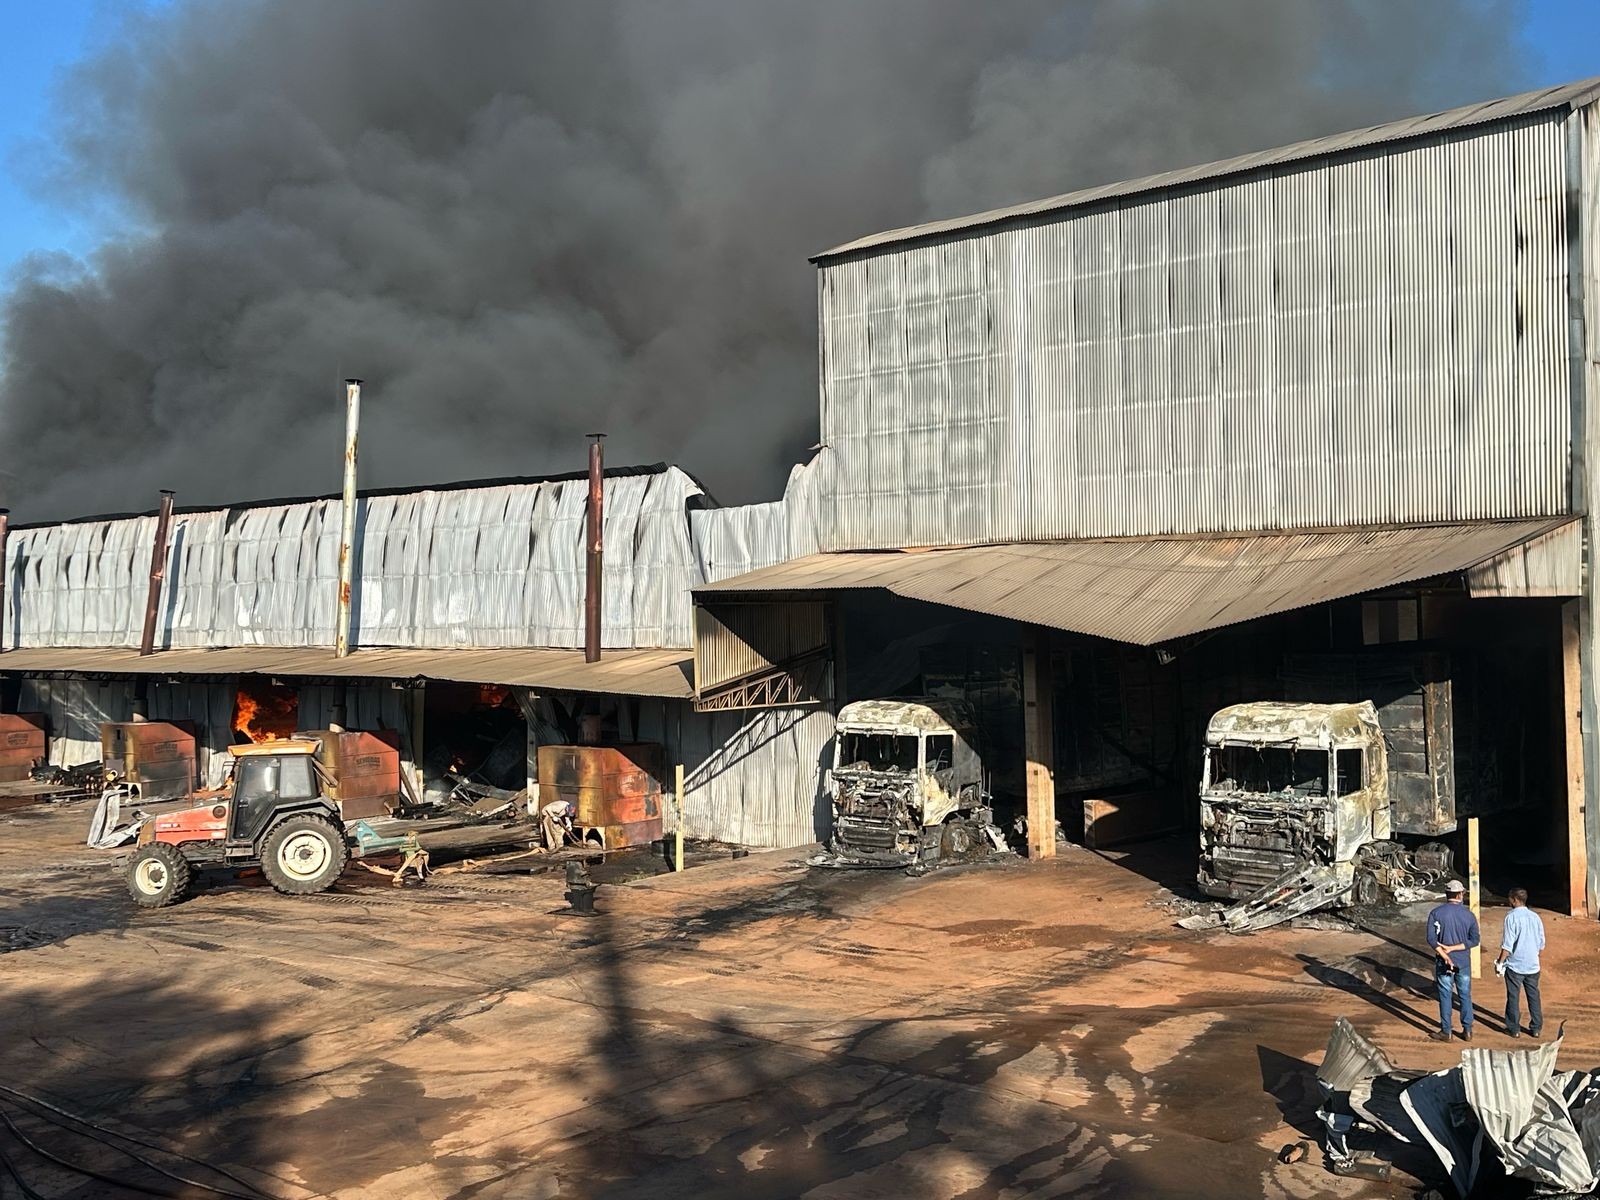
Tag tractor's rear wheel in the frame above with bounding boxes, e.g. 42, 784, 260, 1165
127, 843, 192, 908
260, 815, 349, 896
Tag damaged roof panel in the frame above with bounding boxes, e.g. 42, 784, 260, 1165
697, 519, 1573, 646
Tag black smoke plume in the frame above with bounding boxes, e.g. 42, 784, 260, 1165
0, 0, 1530, 519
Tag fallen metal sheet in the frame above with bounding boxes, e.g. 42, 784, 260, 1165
1317, 1017, 1397, 1093
1400, 1068, 1482, 1199
1462, 1034, 1598, 1194
1349, 1071, 1428, 1145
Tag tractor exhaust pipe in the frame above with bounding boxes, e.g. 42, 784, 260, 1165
335, 379, 361, 658
0, 507, 9, 654
139, 490, 176, 657
584, 433, 605, 664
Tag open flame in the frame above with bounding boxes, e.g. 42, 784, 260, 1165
477, 684, 516, 710
233, 682, 299, 743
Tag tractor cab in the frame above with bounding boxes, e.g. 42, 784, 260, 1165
130, 738, 352, 907
225, 740, 327, 846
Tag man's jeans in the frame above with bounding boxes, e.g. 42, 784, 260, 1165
1505, 968, 1543, 1035
1436, 964, 1473, 1034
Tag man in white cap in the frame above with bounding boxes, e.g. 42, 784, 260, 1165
1426, 879, 1479, 1042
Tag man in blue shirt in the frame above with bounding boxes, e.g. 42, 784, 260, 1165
1426, 879, 1480, 1042
1495, 887, 1545, 1039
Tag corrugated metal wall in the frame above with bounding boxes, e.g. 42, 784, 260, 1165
816, 112, 1574, 550
662, 703, 835, 848
4, 468, 705, 651
690, 502, 789, 584
1577, 101, 1600, 917
693, 601, 831, 692
17, 677, 135, 767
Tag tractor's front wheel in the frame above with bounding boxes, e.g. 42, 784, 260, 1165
127, 843, 192, 908
260, 815, 349, 896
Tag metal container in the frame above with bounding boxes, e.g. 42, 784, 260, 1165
0, 713, 46, 782
537, 743, 664, 849
305, 729, 401, 820
100, 721, 197, 800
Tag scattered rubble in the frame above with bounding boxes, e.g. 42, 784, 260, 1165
1314, 1016, 1600, 1195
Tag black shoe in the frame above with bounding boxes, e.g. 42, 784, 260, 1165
1429, 1030, 1452, 1042
1508, 1031, 1520, 1039
1461, 1026, 1474, 1042
1528, 1028, 1542, 1039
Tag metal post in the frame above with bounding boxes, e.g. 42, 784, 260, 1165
1467, 816, 1481, 979
0, 507, 9, 654
674, 762, 685, 872
138, 490, 176, 657
584, 433, 605, 664
335, 379, 362, 658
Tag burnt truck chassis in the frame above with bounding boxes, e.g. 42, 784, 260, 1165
1185, 701, 1455, 933
821, 699, 1002, 874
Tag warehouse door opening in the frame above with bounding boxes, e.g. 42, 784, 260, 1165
421, 683, 527, 806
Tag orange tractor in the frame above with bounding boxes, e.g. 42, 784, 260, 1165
126, 740, 353, 907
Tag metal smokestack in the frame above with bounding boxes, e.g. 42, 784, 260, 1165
335, 379, 361, 658
138, 490, 176, 657
0, 508, 9, 654
584, 433, 605, 663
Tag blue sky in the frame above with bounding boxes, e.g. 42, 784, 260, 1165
0, 0, 1597, 282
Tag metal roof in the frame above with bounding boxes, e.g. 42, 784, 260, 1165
0, 646, 694, 698
816, 76, 1600, 261
696, 519, 1572, 645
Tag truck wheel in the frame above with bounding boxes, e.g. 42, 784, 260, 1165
127, 843, 192, 908
260, 815, 349, 895
941, 820, 975, 860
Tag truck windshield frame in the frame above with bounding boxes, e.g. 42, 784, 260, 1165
837, 732, 921, 773
1207, 743, 1329, 798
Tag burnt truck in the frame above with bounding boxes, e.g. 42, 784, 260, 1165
823, 699, 998, 871
1187, 699, 1454, 932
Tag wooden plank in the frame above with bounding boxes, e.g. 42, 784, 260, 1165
1563, 600, 1589, 918
1467, 816, 1481, 978
1023, 628, 1056, 859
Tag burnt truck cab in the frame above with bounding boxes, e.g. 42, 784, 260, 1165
1197, 702, 1389, 901
827, 699, 992, 869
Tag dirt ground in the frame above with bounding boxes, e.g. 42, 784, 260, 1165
2, 801, 1598, 1199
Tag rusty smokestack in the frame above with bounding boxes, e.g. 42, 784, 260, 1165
584, 433, 605, 663
0, 508, 9, 655
335, 379, 361, 658
139, 490, 176, 657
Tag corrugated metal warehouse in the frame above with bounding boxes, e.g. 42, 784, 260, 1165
693, 76, 1600, 914
0, 464, 831, 849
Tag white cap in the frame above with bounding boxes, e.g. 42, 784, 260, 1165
1444, 879, 1465, 894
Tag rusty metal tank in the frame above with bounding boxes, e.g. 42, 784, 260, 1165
0, 713, 47, 782
537, 743, 664, 849
304, 729, 401, 820
100, 721, 197, 800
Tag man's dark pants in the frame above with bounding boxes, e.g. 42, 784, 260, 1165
1505, 968, 1543, 1035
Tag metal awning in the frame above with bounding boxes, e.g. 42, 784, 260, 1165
0, 645, 695, 698
696, 519, 1575, 646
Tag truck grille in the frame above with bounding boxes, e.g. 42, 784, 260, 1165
835, 815, 899, 851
